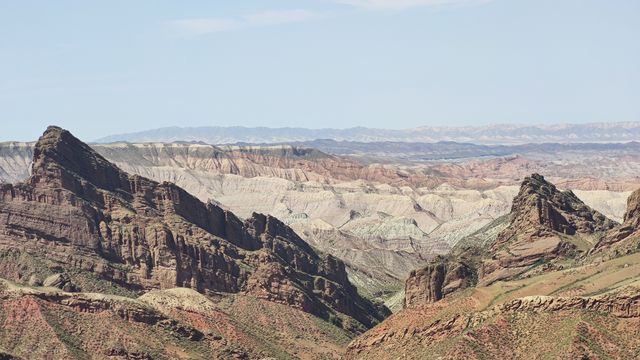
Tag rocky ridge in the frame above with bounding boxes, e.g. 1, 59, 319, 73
0, 126, 388, 332
593, 187, 640, 255
403, 174, 618, 308
347, 174, 640, 358
0, 141, 632, 311
347, 285, 640, 359
482, 174, 617, 282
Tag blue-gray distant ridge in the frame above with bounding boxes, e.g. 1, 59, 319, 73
95, 122, 640, 145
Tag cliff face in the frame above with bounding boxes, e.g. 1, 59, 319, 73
403, 174, 618, 308
1, 140, 634, 312
404, 259, 474, 308
593, 187, 640, 254
347, 177, 640, 359
481, 174, 616, 282
496, 174, 615, 242
0, 126, 388, 330
624, 189, 640, 228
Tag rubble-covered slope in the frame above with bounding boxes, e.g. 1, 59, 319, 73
347, 251, 640, 359
0, 278, 357, 359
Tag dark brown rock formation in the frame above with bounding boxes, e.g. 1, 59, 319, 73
481, 174, 616, 282
0, 126, 388, 330
403, 174, 619, 308
496, 174, 615, 244
404, 258, 474, 308
593, 187, 640, 254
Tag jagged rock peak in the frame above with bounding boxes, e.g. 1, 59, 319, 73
403, 174, 619, 308
473, 173, 618, 284
519, 173, 583, 212
30, 125, 131, 193
0, 126, 389, 330
499, 173, 616, 242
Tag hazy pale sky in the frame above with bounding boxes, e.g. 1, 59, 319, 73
1, 0, 639, 141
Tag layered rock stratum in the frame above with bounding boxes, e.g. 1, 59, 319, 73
0, 126, 390, 358
403, 174, 618, 308
0, 277, 358, 359
0, 140, 634, 311
0, 127, 639, 358
347, 174, 640, 359
480, 174, 617, 282
593, 187, 640, 255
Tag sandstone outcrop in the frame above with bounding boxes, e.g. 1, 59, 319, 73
593, 187, 640, 254
346, 285, 640, 359
1, 140, 633, 310
346, 178, 640, 359
490, 287, 640, 318
496, 174, 615, 241
404, 257, 474, 307
481, 173, 616, 282
403, 174, 619, 308
0, 126, 388, 330
42, 273, 77, 292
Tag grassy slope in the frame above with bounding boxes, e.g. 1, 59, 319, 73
349, 252, 640, 359
0, 278, 357, 359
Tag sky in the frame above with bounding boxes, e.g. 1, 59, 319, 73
1, 0, 639, 141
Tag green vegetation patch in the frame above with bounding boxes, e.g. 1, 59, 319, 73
41, 309, 89, 360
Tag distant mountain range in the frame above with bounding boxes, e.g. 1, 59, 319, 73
257, 139, 640, 161
95, 122, 640, 145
